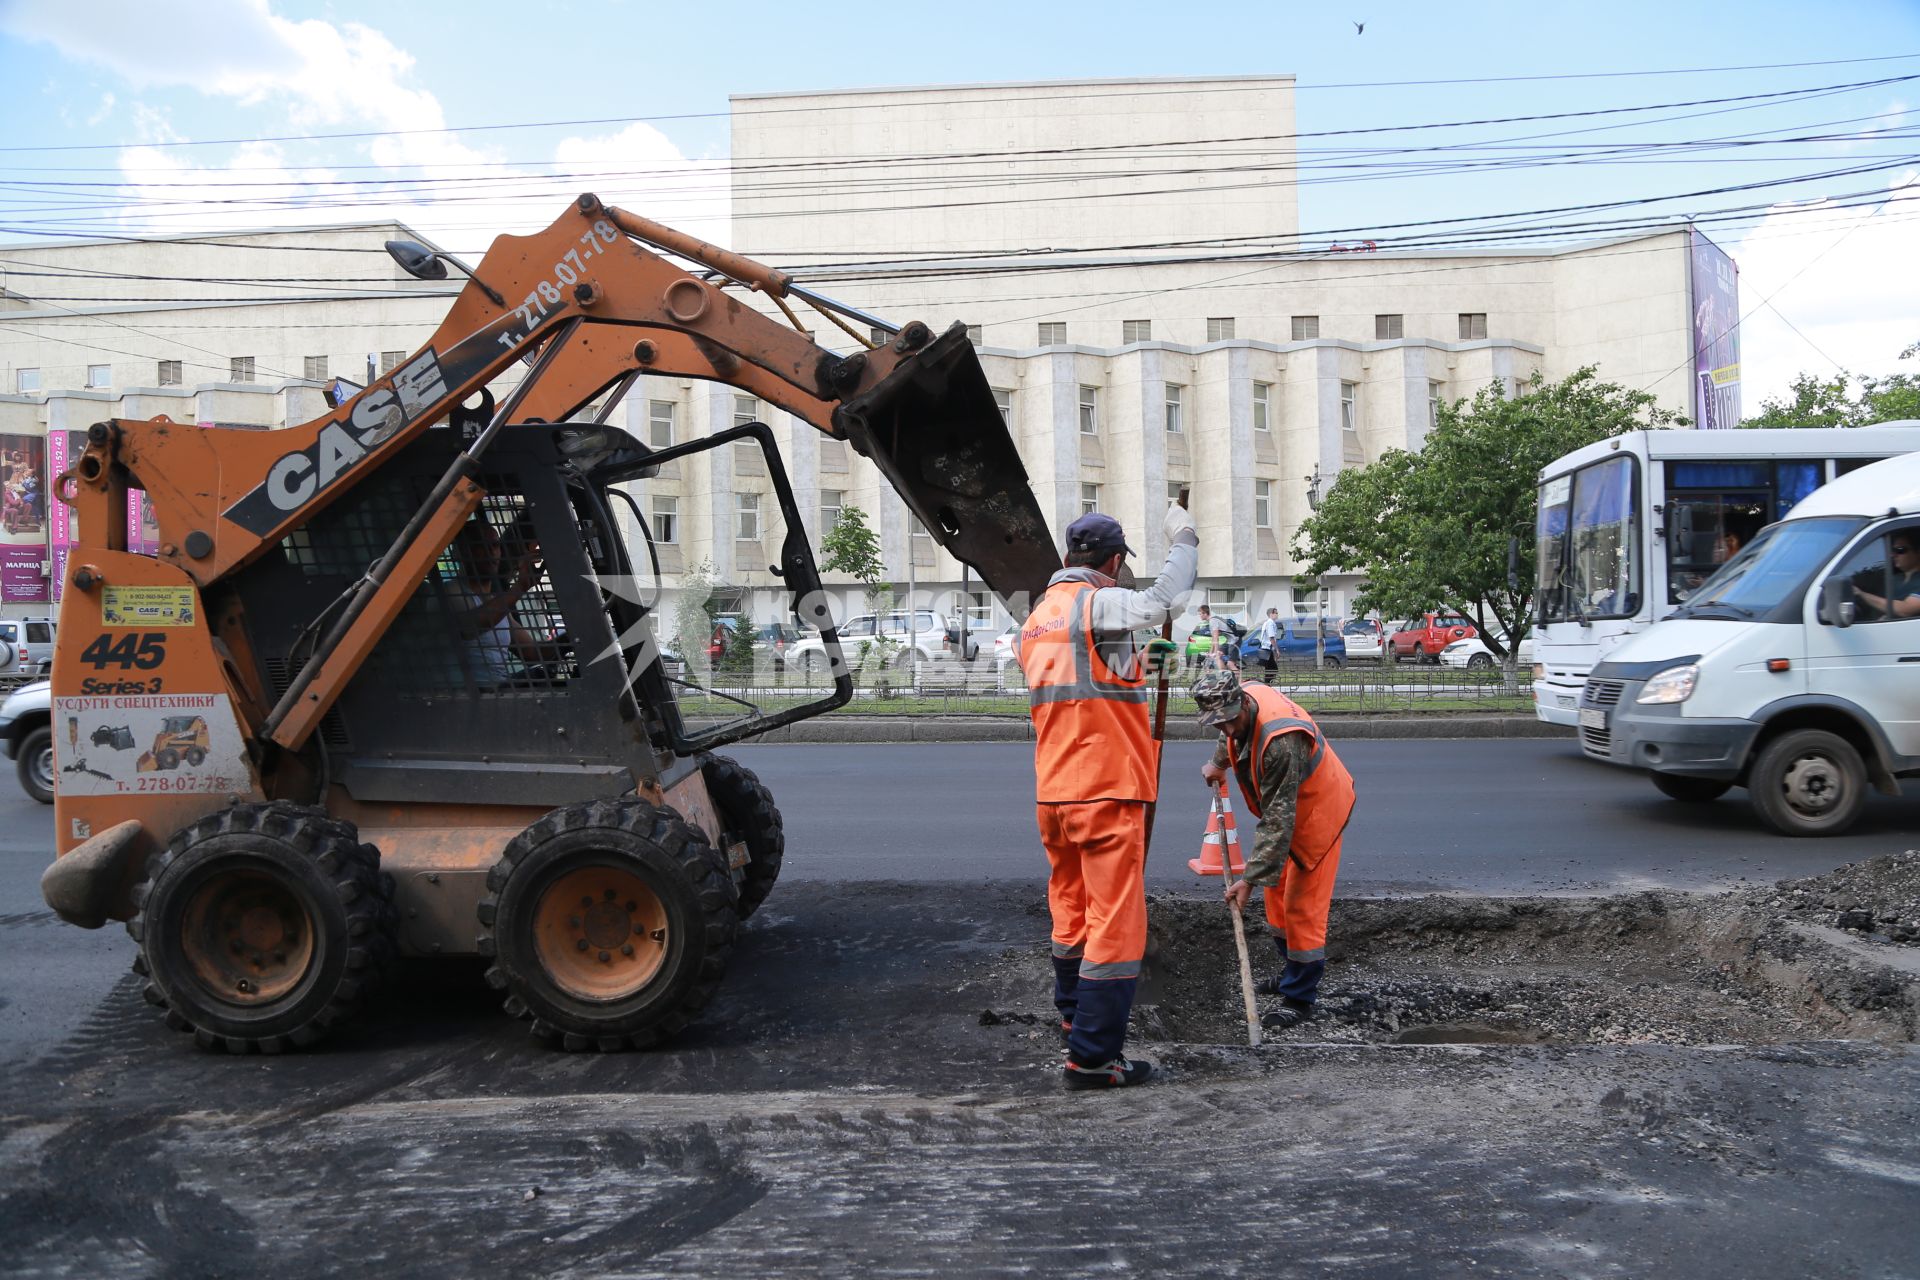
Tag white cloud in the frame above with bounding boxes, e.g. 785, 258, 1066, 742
1730, 173, 1920, 413
2, 0, 730, 255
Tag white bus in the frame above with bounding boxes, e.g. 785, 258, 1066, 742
1532, 423, 1920, 726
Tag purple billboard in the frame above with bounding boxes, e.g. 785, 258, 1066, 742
1690, 227, 1742, 430
1, 434, 50, 604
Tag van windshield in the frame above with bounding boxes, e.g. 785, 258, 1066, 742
1673, 516, 1862, 619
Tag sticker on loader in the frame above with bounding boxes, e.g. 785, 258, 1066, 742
51, 693, 254, 796
102, 586, 196, 628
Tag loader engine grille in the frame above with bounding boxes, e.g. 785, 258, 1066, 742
278, 469, 579, 698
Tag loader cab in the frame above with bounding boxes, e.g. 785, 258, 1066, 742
230, 415, 849, 811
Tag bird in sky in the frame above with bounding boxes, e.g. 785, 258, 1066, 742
1353, 20, 1366, 33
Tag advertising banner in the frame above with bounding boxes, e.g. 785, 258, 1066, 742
47, 430, 81, 605
1690, 227, 1742, 430
0, 433, 49, 603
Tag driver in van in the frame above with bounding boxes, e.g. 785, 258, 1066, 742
1851, 532, 1920, 620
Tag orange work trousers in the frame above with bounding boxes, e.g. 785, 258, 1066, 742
1261, 834, 1343, 962
1036, 799, 1148, 978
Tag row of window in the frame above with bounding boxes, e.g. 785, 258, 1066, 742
9, 350, 426, 394
1020, 313, 1488, 348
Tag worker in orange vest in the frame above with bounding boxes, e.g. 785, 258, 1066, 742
1019, 504, 1197, 1088
1192, 668, 1357, 1031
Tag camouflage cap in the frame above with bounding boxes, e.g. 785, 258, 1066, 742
1191, 667, 1248, 728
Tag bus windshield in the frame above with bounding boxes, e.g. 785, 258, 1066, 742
1673, 516, 1862, 619
1537, 454, 1641, 623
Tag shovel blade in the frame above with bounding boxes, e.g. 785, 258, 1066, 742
835, 324, 1059, 610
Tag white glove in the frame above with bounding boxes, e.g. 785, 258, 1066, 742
1164, 501, 1197, 545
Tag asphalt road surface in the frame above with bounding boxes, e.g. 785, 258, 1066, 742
2, 738, 1915, 1276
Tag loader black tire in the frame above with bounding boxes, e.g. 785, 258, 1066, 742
477, 799, 736, 1052
700, 752, 784, 920
17, 725, 52, 804
127, 803, 395, 1053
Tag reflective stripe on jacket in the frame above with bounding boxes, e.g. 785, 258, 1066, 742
1228, 683, 1356, 869
1020, 580, 1155, 804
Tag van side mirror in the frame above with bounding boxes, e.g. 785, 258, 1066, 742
1820, 578, 1856, 628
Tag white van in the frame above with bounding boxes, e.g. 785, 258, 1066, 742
1578, 451, 1919, 836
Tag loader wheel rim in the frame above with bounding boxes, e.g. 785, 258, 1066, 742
1781, 754, 1843, 815
30, 743, 53, 792
533, 865, 668, 1000
180, 869, 315, 1005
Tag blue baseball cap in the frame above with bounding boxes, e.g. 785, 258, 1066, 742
1065, 511, 1134, 558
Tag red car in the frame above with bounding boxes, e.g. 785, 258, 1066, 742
1389, 612, 1477, 664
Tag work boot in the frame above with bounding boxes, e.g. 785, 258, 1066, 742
1063, 1056, 1155, 1090
1260, 1000, 1314, 1031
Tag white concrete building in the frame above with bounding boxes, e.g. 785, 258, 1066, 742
1, 75, 1711, 633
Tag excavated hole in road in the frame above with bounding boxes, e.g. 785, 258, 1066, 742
1124, 880, 1920, 1048
972, 853, 1919, 1049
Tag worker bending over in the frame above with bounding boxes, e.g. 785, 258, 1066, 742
1193, 669, 1357, 1030
1020, 504, 1197, 1089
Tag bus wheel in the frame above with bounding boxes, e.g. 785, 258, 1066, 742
1748, 729, 1867, 837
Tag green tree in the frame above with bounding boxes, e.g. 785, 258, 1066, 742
820, 504, 891, 612
673, 558, 716, 687
1743, 343, 1920, 428
1292, 368, 1683, 670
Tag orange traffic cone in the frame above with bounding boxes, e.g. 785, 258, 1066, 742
1188, 785, 1246, 877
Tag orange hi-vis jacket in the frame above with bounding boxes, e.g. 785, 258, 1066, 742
1020, 577, 1156, 804
1228, 683, 1357, 870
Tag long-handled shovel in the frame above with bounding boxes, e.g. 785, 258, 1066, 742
1213, 785, 1263, 1048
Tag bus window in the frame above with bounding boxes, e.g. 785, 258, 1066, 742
1563, 455, 1640, 620
1667, 491, 1767, 603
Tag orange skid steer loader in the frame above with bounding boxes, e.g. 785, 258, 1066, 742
41, 195, 1058, 1053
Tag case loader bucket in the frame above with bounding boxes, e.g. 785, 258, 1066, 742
835, 323, 1060, 610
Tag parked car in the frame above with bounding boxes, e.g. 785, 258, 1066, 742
0, 616, 55, 678
943, 619, 984, 662
754, 622, 801, 670
1389, 612, 1478, 663
1341, 618, 1385, 662
0, 678, 53, 803
1439, 630, 1535, 670
786, 609, 949, 674
992, 622, 1020, 666
1240, 617, 1348, 668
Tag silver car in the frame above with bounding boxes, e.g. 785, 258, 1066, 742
0, 679, 53, 804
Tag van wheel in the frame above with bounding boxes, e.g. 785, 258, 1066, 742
18, 725, 52, 804
1651, 774, 1730, 803
1747, 729, 1867, 836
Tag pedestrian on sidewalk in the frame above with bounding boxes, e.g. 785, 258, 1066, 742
1192, 668, 1357, 1031
1019, 502, 1198, 1088
1255, 607, 1281, 673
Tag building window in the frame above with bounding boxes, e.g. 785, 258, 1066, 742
992, 388, 1013, 425
733, 395, 759, 428
1167, 480, 1186, 505
1080, 483, 1101, 516
911, 519, 934, 563
820, 489, 843, 531
965, 590, 992, 629
1375, 314, 1403, 340
380, 350, 405, 374
1207, 317, 1236, 342
158, 360, 182, 386
1123, 319, 1152, 344
1290, 316, 1319, 341
652, 494, 678, 544
86, 364, 111, 389
870, 326, 890, 346
648, 400, 676, 448
14, 368, 39, 393
1078, 385, 1098, 436
1038, 322, 1067, 345
735, 492, 760, 542
1165, 384, 1183, 434
301, 356, 326, 383
1340, 382, 1359, 435
1252, 382, 1271, 432
1207, 587, 1247, 617
1254, 479, 1273, 529
1429, 381, 1444, 429
966, 324, 983, 346
1459, 313, 1488, 340
230, 356, 255, 383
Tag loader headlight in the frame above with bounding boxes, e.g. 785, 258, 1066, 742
1636, 663, 1699, 705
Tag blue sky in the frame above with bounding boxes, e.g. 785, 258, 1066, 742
2, 0, 1917, 405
